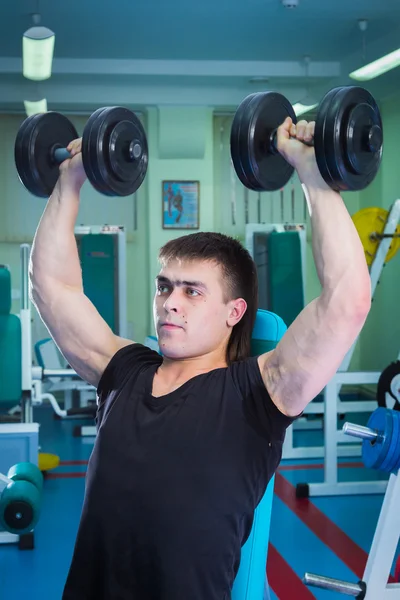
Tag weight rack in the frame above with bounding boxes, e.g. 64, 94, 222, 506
304, 423, 400, 598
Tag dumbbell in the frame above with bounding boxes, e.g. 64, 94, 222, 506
0, 462, 43, 535
14, 106, 148, 198
230, 85, 383, 193
343, 407, 400, 473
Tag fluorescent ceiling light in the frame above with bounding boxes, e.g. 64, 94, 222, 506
293, 102, 318, 117
23, 25, 55, 80
349, 48, 400, 81
24, 99, 48, 116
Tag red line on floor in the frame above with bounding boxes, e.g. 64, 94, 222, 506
278, 462, 364, 471
46, 472, 86, 479
275, 472, 367, 578
274, 472, 395, 583
267, 543, 316, 599
59, 460, 88, 466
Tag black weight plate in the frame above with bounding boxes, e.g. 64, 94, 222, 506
314, 87, 343, 191
14, 112, 79, 198
243, 92, 296, 191
81, 108, 111, 196
82, 107, 148, 196
231, 92, 296, 191
14, 115, 37, 195
316, 86, 383, 191
230, 93, 259, 188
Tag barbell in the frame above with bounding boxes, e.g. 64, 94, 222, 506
230, 85, 383, 193
343, 407, 400, 474
352, 206, 400, 266
14, 107, 148, 198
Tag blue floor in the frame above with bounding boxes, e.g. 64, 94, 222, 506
0, 404, 398, 599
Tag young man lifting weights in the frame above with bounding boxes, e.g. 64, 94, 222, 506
29, 116, 371, 599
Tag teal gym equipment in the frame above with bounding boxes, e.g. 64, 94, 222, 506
0, 462, 43, 536
75, 225, 128, 337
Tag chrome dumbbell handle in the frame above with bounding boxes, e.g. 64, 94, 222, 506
342, 422, 381, 442
303, 573, 366, 598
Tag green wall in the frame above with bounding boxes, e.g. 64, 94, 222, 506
146, 107, 215, 336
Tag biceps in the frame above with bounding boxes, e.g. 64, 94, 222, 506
34, 288, 130, 386
261, 298, 368, 415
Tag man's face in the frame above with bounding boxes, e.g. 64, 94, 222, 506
153, 259, 245, 360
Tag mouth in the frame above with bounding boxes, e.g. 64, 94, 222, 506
160, 323, 182, 330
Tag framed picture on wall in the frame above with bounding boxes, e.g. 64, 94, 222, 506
162, 180, 200, 230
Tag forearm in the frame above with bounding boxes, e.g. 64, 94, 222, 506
305, 185, 371, 305
30, 177, 83, 302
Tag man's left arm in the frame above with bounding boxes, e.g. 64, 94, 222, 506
258, 119, 371, 418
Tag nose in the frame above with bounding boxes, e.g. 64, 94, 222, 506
163, 288, 183, 314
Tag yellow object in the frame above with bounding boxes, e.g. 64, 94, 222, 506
352, 207, 400, 266
38, 452, 60, 472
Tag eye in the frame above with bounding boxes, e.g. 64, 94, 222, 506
187, 288, 200, 297
157, 285, 170, 294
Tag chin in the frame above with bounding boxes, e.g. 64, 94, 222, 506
158, 341, 184, 358
158, 340, 195, 360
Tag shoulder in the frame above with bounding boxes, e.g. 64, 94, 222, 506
229, 354, 298, 439
97, 342, 162, 398
229, 355, 266, 391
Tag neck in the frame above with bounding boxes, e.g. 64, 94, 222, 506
158, 348, 227, 383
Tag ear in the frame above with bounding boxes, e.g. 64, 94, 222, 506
226, 298, 247, 327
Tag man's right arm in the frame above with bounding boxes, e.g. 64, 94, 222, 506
30, 140, 133, 388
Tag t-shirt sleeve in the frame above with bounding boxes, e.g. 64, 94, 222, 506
96, 343, 162, 404
230, 356, 299, 442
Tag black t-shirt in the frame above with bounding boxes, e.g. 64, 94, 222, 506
62, 344, 295, 600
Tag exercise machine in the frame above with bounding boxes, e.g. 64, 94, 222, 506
304, 407, 400, 598
0, 461, 43, 550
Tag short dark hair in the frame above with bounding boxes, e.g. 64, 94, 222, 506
158, 232, 258, 363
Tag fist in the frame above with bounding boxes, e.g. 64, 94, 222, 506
275, 117, 329, 190
58, 138, 87, 190
275, 117, 315, 166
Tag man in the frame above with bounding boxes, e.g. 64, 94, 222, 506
29, 116, 371, 599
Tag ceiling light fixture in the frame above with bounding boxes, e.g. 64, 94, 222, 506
349, 47, 400, 81
23, 98, 48, 116
23, 13, 55, 81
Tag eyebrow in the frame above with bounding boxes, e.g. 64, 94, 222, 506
156, 275, 209, 292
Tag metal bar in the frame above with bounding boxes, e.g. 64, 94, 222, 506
20, 244, 30, 311
54, 148, 71, 163
342, 422, 379, 442
31, 367, 79, 380
307, 481, 387, 496
363, 473, 400, 597
20, 244, 32, 406
303, 573, 365, 597
244, 188, 249, 224
324, 379, 338, 485
44, 369, 78, 379
371, 233, 400, 239
230, 160, 236, 226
